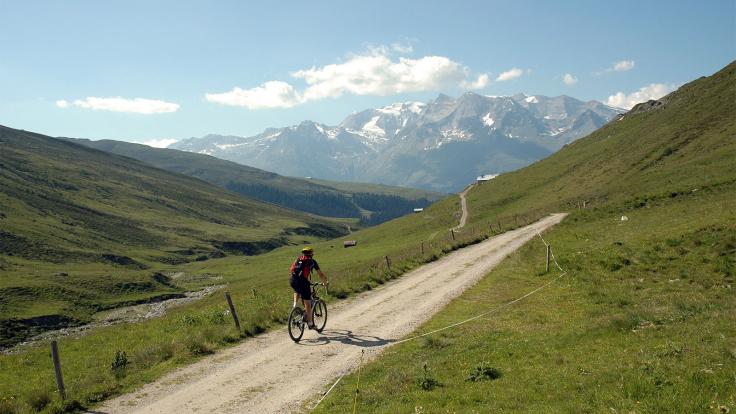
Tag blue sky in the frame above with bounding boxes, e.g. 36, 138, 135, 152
1, 0, 734, 146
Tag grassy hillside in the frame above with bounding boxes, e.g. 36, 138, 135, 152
314, 61, 736, 411
0, 62, 732, 413
0, 175, 498, 414
317, 185, 735, 413
64, 138, 442, 224
0, 127, 347, 348
462, 60, 736, 224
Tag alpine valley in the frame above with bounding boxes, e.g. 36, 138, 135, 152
172, 92, 623, 192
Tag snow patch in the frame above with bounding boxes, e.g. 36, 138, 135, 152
547, 127, 570, 136
407, 102, 425, 114
326, 128, 339, 139
525, 96, 538, 104
215, 143, 247, 150
543, 113, 567, 120
482, 113, 495, 127
376, 104, 402, 116
362, 116, 385, 137
440, 128, 472, 141
376, 101, 426, 116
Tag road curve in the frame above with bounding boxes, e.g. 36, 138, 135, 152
95, 213, 567, 414
452, 184, 473, 231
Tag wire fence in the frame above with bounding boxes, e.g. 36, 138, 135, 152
312, 231, 568, 412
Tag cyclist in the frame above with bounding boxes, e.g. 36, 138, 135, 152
290, 246, 329, 329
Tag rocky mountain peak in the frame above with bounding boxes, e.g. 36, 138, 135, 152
171, 93, 622, 192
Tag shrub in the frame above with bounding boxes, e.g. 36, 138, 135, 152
417, 363, 441, 391
206, 308, 226, 325
184, 336, 213, 356
179, 314, 200, 326
0, 397, 17, 414
25, 388, 51, 412
421, 336, 450, 349
467, 362, 502, 382
111, 350, 129, 378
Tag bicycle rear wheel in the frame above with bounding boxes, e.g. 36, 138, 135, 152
312, 300, 327, 333
288, 307, 305, 342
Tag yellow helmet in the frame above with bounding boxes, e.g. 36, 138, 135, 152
301, 246, 314, 255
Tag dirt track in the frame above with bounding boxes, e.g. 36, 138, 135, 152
95, 213, 566, 414
452, 184, 473, 231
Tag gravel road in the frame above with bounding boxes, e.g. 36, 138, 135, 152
95, 213, 566, 414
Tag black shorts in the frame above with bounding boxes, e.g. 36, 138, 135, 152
290, 276, 311, 300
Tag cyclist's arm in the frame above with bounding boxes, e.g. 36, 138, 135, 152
316, 269, 329, 286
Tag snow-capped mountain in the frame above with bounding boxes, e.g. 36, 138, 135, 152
171, 92, 623, 192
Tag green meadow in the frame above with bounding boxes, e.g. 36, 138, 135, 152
315, 183, 736, 413
0, 60, 733, 414
314, 60, 736, 414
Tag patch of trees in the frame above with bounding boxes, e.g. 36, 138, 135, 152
226, 182, 433, 226
354, 193, 432, 226
225, 182, 361, 218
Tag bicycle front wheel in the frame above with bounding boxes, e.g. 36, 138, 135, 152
312, 300, 327, 333
288, 307, 305, 342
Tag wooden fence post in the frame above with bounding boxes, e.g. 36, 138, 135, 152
420, 242, 424, 255
545, 245, 551, 273
225, 292, 241, 331
450, 230, 455, 241
497, 219, 501, 232
50, 340, 66, 400
384, 256, 391, 271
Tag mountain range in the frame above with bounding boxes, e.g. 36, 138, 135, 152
65, 138, 442, 225
172, 92, 623, 192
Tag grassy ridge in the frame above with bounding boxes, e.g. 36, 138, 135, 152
0, 61, 733, 413
0, 189, 533, 413
66, 138, 443, 223
463, 60, 736, 225
0, 127, 348, 347
312, 61, 736, 412
315, 183, 735, 413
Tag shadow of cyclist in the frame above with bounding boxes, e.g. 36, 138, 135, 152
297, 329, 393, 348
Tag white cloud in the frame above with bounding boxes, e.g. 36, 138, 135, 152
605, 83, 676, 109
205, 81, 302, 109
495, 68, 524, 82
390, 42, 414, 54
205, 47, 489, 109
596, 59, 636, 75
613, 60, 635, 72
57, 97, 179, 114
293, 54, 470, 100
140, 138, 178, 148
461, 73, 490, 89
562, 73, 578, 86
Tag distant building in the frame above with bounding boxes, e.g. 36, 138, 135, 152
413, 208, 424, 213
476, 174, 499, 183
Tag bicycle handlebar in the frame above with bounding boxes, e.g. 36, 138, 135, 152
311, 282, 329, 293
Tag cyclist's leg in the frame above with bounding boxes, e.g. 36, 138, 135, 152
305, 298, 313, 326
299, 280, 314, 326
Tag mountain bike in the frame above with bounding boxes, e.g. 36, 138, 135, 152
288, 282, 328, 342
